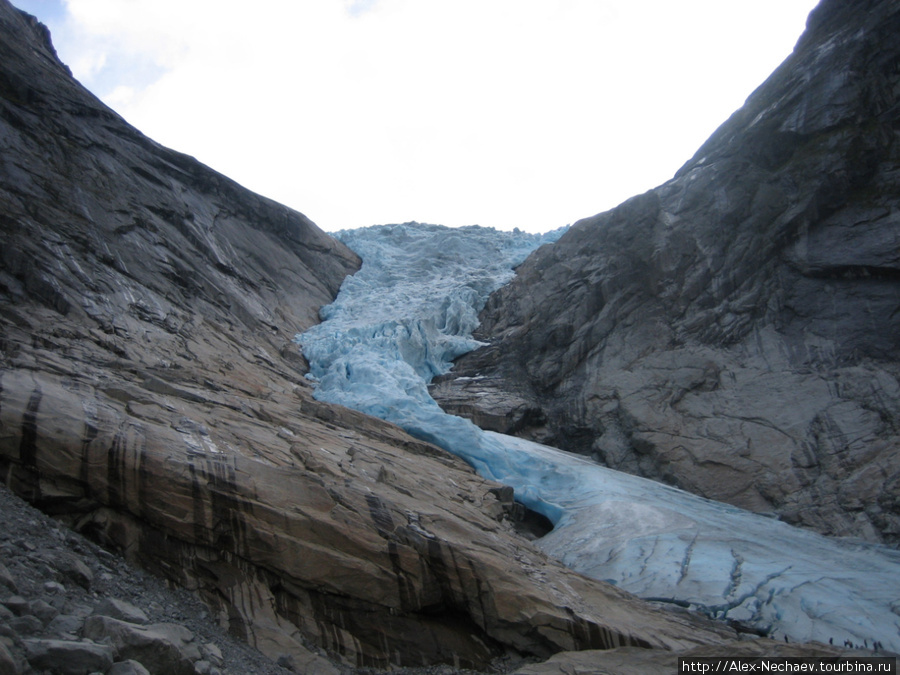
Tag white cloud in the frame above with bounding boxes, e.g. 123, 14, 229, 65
37, 0, 819, 232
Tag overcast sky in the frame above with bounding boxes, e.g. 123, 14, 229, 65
14, 0, 819, 233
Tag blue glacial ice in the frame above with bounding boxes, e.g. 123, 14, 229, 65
297, 222, 900, 652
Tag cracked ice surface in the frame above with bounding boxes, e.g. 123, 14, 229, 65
489, 433, 900, 650
298, 223, 900, 652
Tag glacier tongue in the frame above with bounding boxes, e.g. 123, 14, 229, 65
299, 223, 562, 436
298, 222, 900, 652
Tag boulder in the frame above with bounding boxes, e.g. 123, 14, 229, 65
199, 642, 224, 667
6, 616, 43, 637
54, 553, 93, 590
0, 641, 18, 675
0, 565, 16, 594
22, 638, 113, 675
29, 599, 58, 625
107, 661, 151, 675
1, 598, 28, 617
81, 616, 199, 675
45, 614, 85, 637
93, 598, 149, 625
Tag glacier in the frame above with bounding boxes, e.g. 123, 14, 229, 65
298, 222, 900, 652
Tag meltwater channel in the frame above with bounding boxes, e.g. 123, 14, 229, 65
297, 223, 900, 652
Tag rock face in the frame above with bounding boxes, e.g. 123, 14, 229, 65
433, 0, 900, 545
0, 480, 295, 675
0, 2, 744, 669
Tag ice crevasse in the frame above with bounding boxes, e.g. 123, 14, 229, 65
297, 222, 900, 652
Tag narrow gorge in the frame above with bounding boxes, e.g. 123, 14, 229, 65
1, 0, 898, 672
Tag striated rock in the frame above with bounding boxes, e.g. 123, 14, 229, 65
435, 0, 900, 545
0, 480, 294, 675
0, 347, 737, 668
0, 1, 744, 670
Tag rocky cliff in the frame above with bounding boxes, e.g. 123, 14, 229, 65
0, 2, 749, 671
433, 0, 900, 545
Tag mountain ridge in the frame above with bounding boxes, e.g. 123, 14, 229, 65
434, 0, 900, 545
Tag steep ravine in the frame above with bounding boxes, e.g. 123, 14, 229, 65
0, 2, 780, 671
298, 223, 900, 653
434, 0, 900, 546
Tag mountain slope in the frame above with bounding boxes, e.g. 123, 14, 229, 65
0, 2, 743, 669
295, 224, 900, 652
434, 0, 900, 545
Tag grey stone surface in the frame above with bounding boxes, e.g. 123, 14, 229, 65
29, 600, 58, 625
1, 599, 28, 618
0, 641, 19, 675
54, 554, 93, 591
93, 598, 149, 625
200, 642, 224, 667
5, 617, 42, 637
82, 616, 198, 675
0, 566, 15, 595
0, 482, 295, 675
107, 661, 151, 675
436, 0, 900, 545
45, 614, 84, 637
22, 638, 113, 675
